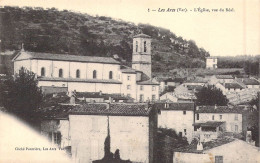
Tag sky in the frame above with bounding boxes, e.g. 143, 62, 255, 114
0, 0, 259, 56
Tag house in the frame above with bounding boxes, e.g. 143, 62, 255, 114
215, 82, 245, 95
159, 92, 178, 102
226, 89, 258, 105
206, 56, 217, 69
40, 101, 157, 163
236, 78, 260, 89
155, 77, 185, 93
171, 83, 202, 102
12, 34, 159, 102
194, 106, 245, 142
156, 102, 195, 143
173, 137, 260, 163
209, 75, 235, 85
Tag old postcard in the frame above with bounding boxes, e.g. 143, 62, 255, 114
0, 0, 259, 162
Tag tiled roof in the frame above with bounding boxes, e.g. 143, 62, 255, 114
70, 103, 152, 116
13, 51, 120, 64
186, 85, 203, 91
215, 75, 234, 79
240, 78, 260, 85
76, 92, 132, 101
133, 34, 151, 38
153, 102, 195, 111
38, 77, 122, 84
175, 137, 235, 153
193, 121, 225, 127
40, 103, 153, 118
38, 105, 74, 119
196, 106, 245, 113
225, 83, 244, 89
137, 80, 159, 85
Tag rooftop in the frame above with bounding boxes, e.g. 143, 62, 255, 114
137, 80, 159, 85
193, 121, 225, 128
38, 77, 122, 84
215, 75, 234, 79
133, 33, 151, 38
196, 105, 245, 113
239, 78, 260, 85
13, 51, 120, 64
70, 103, 153, 116
154, 102, 195, 111
39, 102, 154, 118
225, 83, 244, 89
186, 85, 203, 91
76, 92, 133, 101
175, 137, 235, 153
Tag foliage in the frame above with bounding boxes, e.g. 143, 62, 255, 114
248, 97, 259, 146
195, 85, 229, 106
156, 127, 188, 163
218, 56, 259, 76
0, 6, 210, 75
0, 67, 43, 122
244, 61, 259, 76
160, 86, 176, 96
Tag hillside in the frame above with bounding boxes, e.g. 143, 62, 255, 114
0, 6, 210, 74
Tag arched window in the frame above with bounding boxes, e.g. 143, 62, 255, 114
41, 67, 45, 76
135, 41, 138, 52
144, 41, 147, 52
59, 69, 63, 78
93, 70, 97, 79
109, 71, 113, 79
76, 69, 80, 78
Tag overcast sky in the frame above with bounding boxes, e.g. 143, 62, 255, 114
1, 0, 259, 56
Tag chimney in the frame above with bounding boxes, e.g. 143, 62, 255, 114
214, 104, 217, 110
246, 131, 252, 143
99, 91, 102, 96
70, 96, 76, 105
108, 96, 113, 103
106, 102, 110, 110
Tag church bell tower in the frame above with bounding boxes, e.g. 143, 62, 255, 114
132, 34, 152, 79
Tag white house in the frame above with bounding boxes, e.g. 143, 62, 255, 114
40, 102, 157, 163
174, 137, 260, 163
215, 82, 245, 95
206, 56, 217, 69
156, 102, 195, 143
12, 34, 159, 102
209, 75, 235, 85
194, 106, 245, 142
159, 92, 178, 102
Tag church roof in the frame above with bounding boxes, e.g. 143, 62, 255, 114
12, 51, 120, 64
133, 33, 151, 38
38, 77, 122, 84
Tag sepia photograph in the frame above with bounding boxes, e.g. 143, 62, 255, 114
0, 0, 260, 162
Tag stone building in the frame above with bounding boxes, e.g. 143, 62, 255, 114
155, 102, 195, 143
12, 34, 159, 102
40, 102, 158, 163
206, 56, 217, 69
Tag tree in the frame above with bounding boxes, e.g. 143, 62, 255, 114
248, 97, 259, 146
195, 85, 228, 106
0, 67, 43, 123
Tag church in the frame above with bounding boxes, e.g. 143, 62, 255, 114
12, 34, 159, 102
